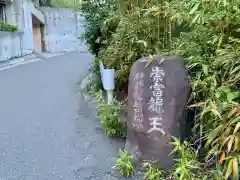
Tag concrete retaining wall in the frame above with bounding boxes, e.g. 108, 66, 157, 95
41, 7, 87, 53
0, 5, 87, 61
0, 2, 37, 62
0, 32, 23, 61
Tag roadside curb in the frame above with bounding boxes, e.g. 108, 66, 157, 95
0, 53, 65, 72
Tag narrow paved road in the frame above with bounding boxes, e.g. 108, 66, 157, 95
0, 53, 125, 180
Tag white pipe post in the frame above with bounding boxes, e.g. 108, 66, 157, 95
102, 69, 115, 104
107, 90, 113, 105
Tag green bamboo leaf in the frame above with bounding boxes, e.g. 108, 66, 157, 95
217, 35, 223, 49
232, 158, 239, 180
233, 122, 240, 134
220, 135, 232, 149
223, 0, 227, 6
224, 159, 233, 180
137, 40, 147, 47
202, 64, 209, 75
227, 136, 234, 153
227, 92, 240, 102
230, 66, 240, 75
210, 101, 222, 119
227, 108, 237, 119
191, 13, 201, 24
215, 91, 221, 98
221, 86, 231, 93
233, 73, 240, 81
145, 55, 154, 67
189, 3, 200, 15
234, 135, 239, 151
230, 116, 240, 125
206, 125, 224, 146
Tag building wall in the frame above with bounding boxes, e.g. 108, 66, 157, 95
4, 0, 24, 31
0, 2, 87, 61
40, 7, 87, 53
22, 2, 34, 55
0, 32, 23, 61
0, 0, 33, 62
0, 1, 44, 61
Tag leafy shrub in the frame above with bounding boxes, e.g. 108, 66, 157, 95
169, 138, 204, 179
85, 57, 103, 93
40, 0, 81, 8
167, 0, 240, 178
0, 21, 17, 32
82, 0, 240, 178
39, 0, 52, 6
95, 90, 126, 138
99, 0, 171, 92
115, 150, 135, 177
169, 137, 223, 180
142, 162, 165, 180
81, 0, 117, 55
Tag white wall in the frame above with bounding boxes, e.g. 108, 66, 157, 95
0, 1, 35, 61
0, 32, 23, 61
22, 2, 34, 55
4, 0, 24, 30
0, 3, 87, 61
41, 7, 87, 53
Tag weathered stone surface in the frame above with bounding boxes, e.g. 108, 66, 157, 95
125, 56, 189, 170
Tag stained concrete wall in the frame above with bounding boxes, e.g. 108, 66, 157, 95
0, 32, 23, 61
0, 1, 33, 62
5, 0, 24, 30
40, 7, 87, 53
21, 1, 45, 54
0, 1, 45, 61
22, 2, 34, 55
0, 4, 87, 61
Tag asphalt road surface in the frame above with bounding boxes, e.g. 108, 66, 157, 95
0, 53, 127, 180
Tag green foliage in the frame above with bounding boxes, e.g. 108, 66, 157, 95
142, 162, 165, 180
80, 0, 117, 55
39, 0, 53, 7
95, 90, 126, 138
85, 57, 103, 93
169, 138, 203, 179
115, 150, 135, 177
39, 0, 81, 8
169, 137, 223, 180
82, 0, 240, 178
167, 0, 240, 178
99, 0, 171, 91
0, 21, 17, 32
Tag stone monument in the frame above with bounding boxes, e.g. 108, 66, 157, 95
125, 56, 189, 170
